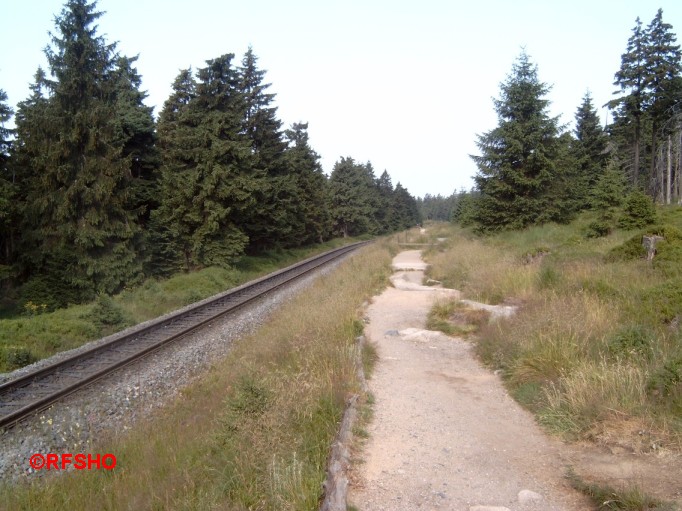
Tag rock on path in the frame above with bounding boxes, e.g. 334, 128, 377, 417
347, 250, 589, 511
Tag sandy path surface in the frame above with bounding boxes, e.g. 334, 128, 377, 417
348, 250, 590, 511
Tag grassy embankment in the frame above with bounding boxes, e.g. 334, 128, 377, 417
422, 211, 682, 453
0, 237, 395, 510
0, 237, 365, 373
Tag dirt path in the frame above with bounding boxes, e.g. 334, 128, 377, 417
348, 250, 592, 511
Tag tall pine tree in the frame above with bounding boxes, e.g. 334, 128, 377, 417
16, 0, 143, 306
644, 9, 682, 195
610, 17, 648, 185
0, 89, 14, 273
572, 91, 608, 206
238, 48, 299, 251
156, 56, 254, 270
329, 157, 378, 237
283, 122, 332, 244
471, 51, 562, 231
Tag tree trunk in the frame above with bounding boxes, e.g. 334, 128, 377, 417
667, 135, 672, 205
633, 115, 641, 186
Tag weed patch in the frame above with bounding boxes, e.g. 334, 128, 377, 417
426, 299, 489, 337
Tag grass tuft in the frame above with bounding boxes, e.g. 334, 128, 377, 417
567, 469, 677, 511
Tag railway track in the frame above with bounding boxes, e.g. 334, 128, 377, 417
0, 241, 369, 429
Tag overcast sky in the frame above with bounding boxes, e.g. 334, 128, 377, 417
1, 1, 681, 198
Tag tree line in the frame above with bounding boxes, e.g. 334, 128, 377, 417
0, 0, 420, 310
420, 8, 681, 233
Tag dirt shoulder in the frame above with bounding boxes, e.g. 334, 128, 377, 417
347, 250, 680, 511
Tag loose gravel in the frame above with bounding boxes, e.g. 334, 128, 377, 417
0, 258, 345, 483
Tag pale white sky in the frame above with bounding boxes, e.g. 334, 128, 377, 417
1, 1, 681, 197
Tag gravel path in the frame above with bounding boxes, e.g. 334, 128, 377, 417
0, 259, 343, 483
348, 250, 591, 511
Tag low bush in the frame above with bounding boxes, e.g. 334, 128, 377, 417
618, 190, 657, 229
0, 346, 38, 371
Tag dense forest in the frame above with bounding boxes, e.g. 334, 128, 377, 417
420, 8, 682, 233
0, 0, 420, 311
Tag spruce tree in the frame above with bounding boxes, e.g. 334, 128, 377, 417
329, 157, 378, 237
375, 170, 396, 233
150, 69, 198, 274
111, 55, 160, 228
643, 9, 682, 186
471, 51, 562, 231
238, 48, 299, 251
0, 89, 14, 271
392, 182, 421, 230
156, 57, 253, 270
239, 47, 287, 174
17, 0, 143, 305
572, 92, 608, 209
610, 16, 649, 185
283, 122, 331, 244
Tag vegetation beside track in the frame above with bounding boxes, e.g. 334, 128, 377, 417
0, 238, 394, 510
0, 237, 365, 373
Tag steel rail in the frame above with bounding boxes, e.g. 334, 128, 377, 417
0, 241, 370, 429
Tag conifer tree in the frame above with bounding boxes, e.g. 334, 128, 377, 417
643, 9, 682, 183
238, 48, 299, 251
156, 56, 254, 270
471, 51, 562, 231
610, 10, 682, 191
572, 92, 608, 208
283, 122, 331, 244
392, 182, 421, 229
111, 55, 160, 228
375, 170, 396, 232
0, 89, 14, 270
329, 157, 378, 237
148, 68, 198, 274
16, 0, 143, 305
610, 17, 648, 184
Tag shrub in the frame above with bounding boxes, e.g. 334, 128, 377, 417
618, 190, 657, 229
0, 346, 38, 370
585, 219, 612, 238
606, 326, 654, 361
648, 356, 682, 399
86, 295, 132, 330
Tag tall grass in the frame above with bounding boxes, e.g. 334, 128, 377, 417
0, 239, 394, 510
424, 218, 682, 452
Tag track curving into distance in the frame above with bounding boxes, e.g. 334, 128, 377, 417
0, 241, 370, 429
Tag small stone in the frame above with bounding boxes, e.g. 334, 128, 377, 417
385, 330, 400, 336
469, 506, 512, 511
518, 489, 544, 504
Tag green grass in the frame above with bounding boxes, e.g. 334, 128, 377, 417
0, 238, 362, 373
426, 298, 489, 337
0, 237, 396, 510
